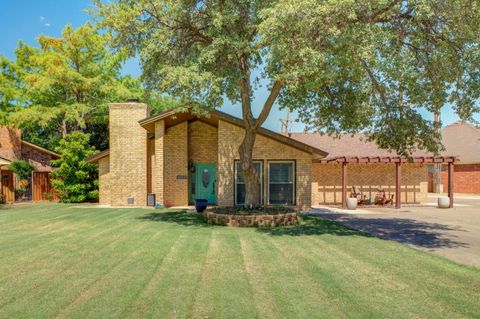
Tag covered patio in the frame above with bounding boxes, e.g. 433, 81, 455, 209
316, 156, 457, 209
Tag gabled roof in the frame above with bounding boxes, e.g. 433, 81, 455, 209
21, 141, 60, 158
139, 108, 328, 158
440, 121, 480, 164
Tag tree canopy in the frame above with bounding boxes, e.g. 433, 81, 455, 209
95, 0, 480, 205
5, 22, 140, 150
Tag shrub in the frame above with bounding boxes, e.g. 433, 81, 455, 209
8, 160, 34, 180
50, 132, 99, 203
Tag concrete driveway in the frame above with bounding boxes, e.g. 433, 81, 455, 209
311, 194, 480, 268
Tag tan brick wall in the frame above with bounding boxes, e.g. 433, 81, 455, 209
188, 120, 218, 163
109, 103, 149, 206
312, 163, 428, 205
153, 120, 165, 205
217, 120, 312, 210
164, 122, 189, 207
98, 156, 111, 205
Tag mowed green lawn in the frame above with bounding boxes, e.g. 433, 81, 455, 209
0, 204, 479, 319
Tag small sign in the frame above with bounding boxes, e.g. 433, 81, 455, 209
176, 175, 187, 180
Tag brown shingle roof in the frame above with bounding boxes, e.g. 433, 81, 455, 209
288, 132, 431, 159
440, 121, 480, 164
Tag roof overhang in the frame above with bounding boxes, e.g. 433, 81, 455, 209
21, 141, 59, 158
315, 156, 458, 164
86, 150, 110, 163
0, 156, 11, 166
139, 108, 328, 158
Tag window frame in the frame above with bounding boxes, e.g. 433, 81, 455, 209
267, 160, 296, 206
234, 160, 264, 206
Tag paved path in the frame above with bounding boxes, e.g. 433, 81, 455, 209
311, 195, 480, 268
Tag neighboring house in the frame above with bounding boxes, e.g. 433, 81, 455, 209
88, 101, 454, 208
289, 133, 432, 205
0, 126, 59, 203
436, 121, 480, 194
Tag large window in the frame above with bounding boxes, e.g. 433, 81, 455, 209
235, 161, 263, 205
268, 161, 295, 205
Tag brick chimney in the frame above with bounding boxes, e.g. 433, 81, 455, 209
108, 102, 150, 206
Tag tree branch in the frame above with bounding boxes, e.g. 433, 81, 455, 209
254, 79, 284, 129
361, 60, 389, 108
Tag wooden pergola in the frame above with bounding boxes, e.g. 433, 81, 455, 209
315, 156, 458, 209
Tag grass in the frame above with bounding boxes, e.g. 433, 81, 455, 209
0, 204, 479, 318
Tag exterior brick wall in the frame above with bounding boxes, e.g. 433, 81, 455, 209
188, 120, 218, 163
217, 120, 312, 210
441, 164, 480, 194
312, 163, 428, 205
0, 126, 21, 161
164, 122, 189, 206
98, 156, 111, 205
109, 103, 149, 206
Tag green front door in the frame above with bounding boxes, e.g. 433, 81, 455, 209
190, 163, 216, 205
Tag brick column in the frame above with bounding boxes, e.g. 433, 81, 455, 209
154, 120, 165, 206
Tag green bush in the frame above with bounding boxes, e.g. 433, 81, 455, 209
8, 160, 34, 180
50, 132, 99, 203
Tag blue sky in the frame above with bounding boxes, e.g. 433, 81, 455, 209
0, 0, 477, 132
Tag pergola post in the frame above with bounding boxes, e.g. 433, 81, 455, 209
448, 162, 454, 208
342, 162, 347, 208
395, 162, 401, 209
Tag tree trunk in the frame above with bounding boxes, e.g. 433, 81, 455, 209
239, 126, 261, 206
236, 51, 283, 206
61, 119, 68, 138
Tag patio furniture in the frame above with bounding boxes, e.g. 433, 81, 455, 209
350, 186, 367, 206
374, 189, 394, 206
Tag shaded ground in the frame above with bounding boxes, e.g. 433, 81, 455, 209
0, 203, 479, 318
312, 195, 480, 267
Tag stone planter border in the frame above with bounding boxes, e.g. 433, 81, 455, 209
203, 211, 299, 227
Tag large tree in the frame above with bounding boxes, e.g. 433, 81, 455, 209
6, 23, 142, 150
95, 0, 480, 205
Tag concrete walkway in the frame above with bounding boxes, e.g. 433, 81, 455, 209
311, 195, 480, 268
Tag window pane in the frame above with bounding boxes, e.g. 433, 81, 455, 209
269, 184, 294, 205
269, 162, 294, 205
269, 163, 293, 183
235, 162, 262, 205
236, 184, 246, 204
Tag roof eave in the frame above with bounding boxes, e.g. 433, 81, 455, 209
86, 150, 110, 163
21, 141, 60, 158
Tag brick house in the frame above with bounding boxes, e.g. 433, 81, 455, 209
88, 101, 447, 208
437, 121, 480, 194
87, 102, 326, 209
0, 126, 59, 202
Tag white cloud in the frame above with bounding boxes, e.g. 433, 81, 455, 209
39, 16, 45, 21
44, 23, 51, 27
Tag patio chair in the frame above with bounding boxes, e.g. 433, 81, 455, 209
350, 186, 367, 205
374, 189, 394, 205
